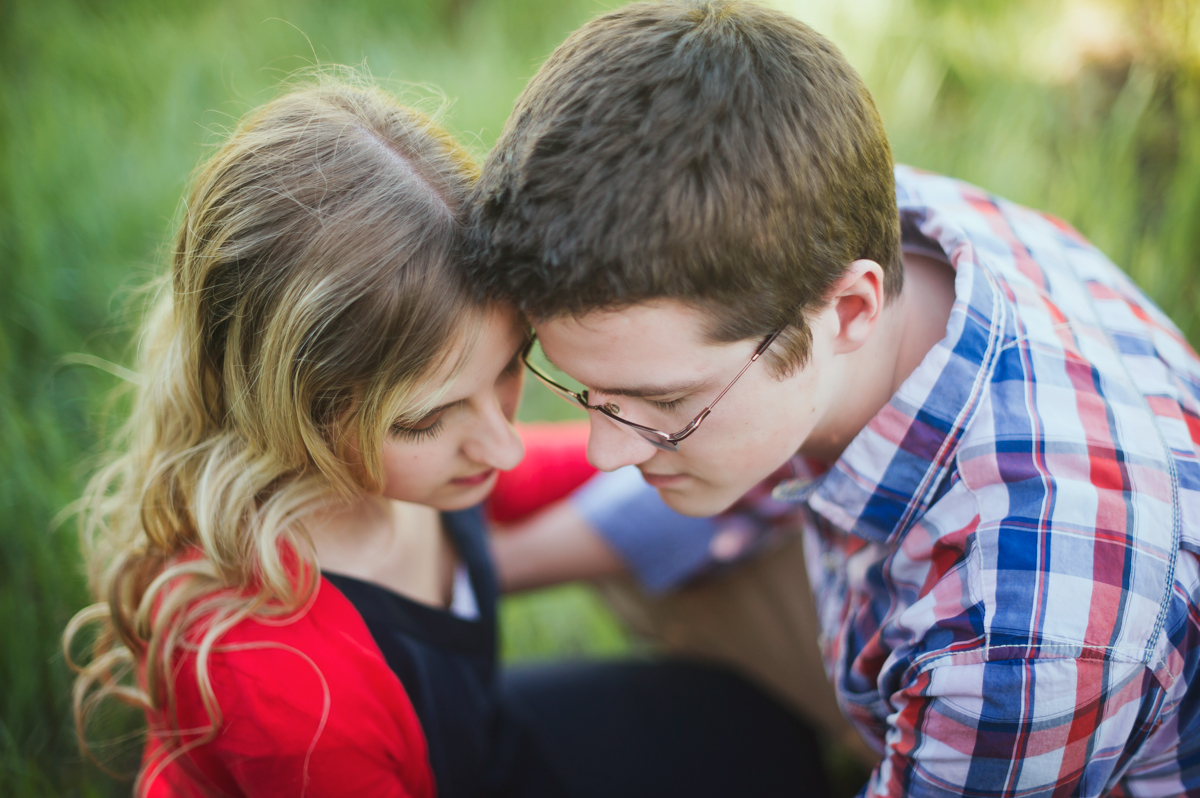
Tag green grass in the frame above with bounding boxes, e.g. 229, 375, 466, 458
2, 0, 1199, 793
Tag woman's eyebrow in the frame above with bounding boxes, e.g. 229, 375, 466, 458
417, 397, 466, 418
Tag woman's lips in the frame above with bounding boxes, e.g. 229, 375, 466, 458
451, 468, 496, 487
639, 471, 687, 489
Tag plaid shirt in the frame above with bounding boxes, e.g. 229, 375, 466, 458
581, 166, 1200, 796
775, 166, 1200, 797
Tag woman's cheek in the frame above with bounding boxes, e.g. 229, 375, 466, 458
379, 443, 426, 499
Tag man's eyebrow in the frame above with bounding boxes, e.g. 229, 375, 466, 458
594, 382, 704, 399
540, 349, 705, 398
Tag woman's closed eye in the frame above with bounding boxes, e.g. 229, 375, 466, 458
390, 411, 445, 442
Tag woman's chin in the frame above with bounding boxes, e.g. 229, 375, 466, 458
427, 472, 500, 512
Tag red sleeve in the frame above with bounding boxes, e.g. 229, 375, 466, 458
488, 421, 597, 525
141, 578, 435, 798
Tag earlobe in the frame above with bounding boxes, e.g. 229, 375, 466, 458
829, 259, 884, 353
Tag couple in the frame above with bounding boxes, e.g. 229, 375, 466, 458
67, 2, 1200, 797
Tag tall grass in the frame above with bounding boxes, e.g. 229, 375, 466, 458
2, 0, 1197, 793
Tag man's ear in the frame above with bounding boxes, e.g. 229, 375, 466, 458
825, 259, 884, 354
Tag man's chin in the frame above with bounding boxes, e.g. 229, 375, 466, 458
654, 483, 740, 518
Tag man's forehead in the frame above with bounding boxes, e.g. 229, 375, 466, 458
534, 300, 710, 343
533, 300, 741, 396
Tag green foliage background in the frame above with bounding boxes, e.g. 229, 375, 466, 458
2, 0, 1198, 793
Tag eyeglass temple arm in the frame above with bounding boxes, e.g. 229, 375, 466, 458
698, 328, 784, 411
668, 327, 785, 443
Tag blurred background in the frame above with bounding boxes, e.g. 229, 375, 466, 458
2, 0, 1198, 793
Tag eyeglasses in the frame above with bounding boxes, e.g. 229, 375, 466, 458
522, 326, 786, 452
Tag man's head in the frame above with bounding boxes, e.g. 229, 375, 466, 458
468, 0, 902, 513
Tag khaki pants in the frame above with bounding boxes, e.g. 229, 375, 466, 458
596, 532, 879, 767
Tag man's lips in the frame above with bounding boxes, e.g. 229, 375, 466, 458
639, 470, 688, 488
451, 468, 496, 487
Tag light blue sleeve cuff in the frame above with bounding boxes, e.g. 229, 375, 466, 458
569, 466, 720, 593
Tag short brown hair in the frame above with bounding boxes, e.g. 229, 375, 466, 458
467, 0, 901, 371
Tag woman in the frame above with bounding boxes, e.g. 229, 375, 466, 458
63, 78, 580, 798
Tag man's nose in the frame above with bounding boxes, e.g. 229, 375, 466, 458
585, 412, 658, 472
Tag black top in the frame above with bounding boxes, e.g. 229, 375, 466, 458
323, 506, 505, 798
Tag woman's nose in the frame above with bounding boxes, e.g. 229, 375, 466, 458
464, 399, 525, 471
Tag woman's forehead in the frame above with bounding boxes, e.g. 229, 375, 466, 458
421, 305, 524, 388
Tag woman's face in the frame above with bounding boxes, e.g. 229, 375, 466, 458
379, 307, 526, 511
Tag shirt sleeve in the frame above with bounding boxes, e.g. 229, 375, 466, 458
863, 655, 1155, 797
144, 588, 436, 798
569, 466, 723, 592
209, 644, 429, 797
571, 459, 814, 593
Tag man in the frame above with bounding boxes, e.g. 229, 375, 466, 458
471, 1, 1200, 796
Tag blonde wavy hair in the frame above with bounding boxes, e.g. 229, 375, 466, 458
63, 77, 483, 786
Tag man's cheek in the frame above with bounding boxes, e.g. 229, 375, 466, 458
655, 486, 699, 515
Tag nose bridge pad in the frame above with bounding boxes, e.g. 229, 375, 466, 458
649, 435, 679, 453
586, 409, 652, 470
598, 407, 634, 438
596, 406, 678, 452
605, 409, 663, 455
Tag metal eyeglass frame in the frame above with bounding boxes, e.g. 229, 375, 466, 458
521, 325, 787, 452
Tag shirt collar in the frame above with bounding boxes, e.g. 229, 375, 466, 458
803, 176, 1011, 544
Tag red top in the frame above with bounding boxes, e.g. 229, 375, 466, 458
142, 577, 436, 798
139, 422, 596, 797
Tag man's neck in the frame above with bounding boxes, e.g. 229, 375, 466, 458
803, 251, 956, 464
890, 251, 958, 393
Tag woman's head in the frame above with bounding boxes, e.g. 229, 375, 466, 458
178, 81, 484, 503
67, 77, 512, 778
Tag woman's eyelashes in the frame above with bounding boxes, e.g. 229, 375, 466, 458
390, 412, 445, 441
